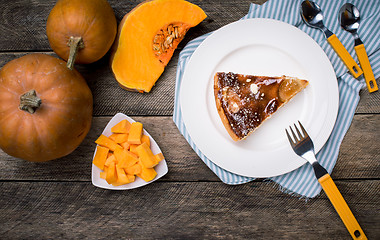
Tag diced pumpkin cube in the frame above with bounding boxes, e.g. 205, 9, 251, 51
114, 148, 139, 168
111, 119, 131, 133
141, 135, 150, 147
106, 162, 118, 184
137, 166, 157, 182
95, 134, 123, 151
112, 167, 134, 186
113, 148, 126, 162
129, 150, 138, 158
136, 142, 157, 168
93, 146, 109, 170
129, 144, 139, 155
109, 134, 117, 141
109, 133, 129, 143
100, 171, 107, 180
126, 174, 135, 183
128, 122, 143, 144
125, 163, 142, 175
112, 181, 125, 186
104, 154, 117, 167
155, 153, 164, 163
101, 166, 109, 180
119, 141, 130, 150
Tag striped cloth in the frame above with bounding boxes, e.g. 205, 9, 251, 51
173, 0, 380, 198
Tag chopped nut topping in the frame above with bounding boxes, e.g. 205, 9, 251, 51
230, 102, 240, 113
250, 83, 259, 94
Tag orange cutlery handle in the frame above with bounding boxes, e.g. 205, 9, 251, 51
354, 44, 378, 93
327, 34, 363, 78
318, 174, 367, 240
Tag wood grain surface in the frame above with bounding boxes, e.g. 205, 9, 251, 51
1, 181, 378, 240
0, 0, 379, 239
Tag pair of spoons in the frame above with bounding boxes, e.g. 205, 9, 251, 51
301, 0, 378, 93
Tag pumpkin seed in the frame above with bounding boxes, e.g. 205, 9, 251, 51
153, 44, 160, 51
174, 27, 179, 38
153, 35, 159, 43
166, 35, 173, 44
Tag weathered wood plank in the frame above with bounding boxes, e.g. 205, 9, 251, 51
0, 115, 378, 181
357, 88, 380, 114
1, 52, 379, 116
333, 114, 380, 179
0, 0, 264, 51
0, 181, 378, 239
0, 51, 178, 116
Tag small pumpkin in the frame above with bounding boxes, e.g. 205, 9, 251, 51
46, 0, 117, 70
111, 0, 207, 92
0, 54, 93, 162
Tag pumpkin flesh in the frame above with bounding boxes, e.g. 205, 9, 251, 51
111, 0, 207, 92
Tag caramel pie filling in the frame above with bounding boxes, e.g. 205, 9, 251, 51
216, 72, 287, 139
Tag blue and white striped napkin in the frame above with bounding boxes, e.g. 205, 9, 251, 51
173, 0, 380, 198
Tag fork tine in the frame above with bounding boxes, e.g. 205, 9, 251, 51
294, 123, 303, 139
289, 125, 299, 142
285, 129, 295, 146
298, 121, 309, 138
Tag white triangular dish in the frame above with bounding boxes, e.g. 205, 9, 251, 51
91, 113, 168, 190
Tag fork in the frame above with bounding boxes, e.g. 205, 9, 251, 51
286, 121, 367, 240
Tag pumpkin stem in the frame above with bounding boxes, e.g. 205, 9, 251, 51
67, 36, 84, 70
19, 90, 42, 114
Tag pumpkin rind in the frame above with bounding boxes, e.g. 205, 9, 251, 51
0, 54, 93, 162
111, 0, 207, 92
46, 0, 117, 67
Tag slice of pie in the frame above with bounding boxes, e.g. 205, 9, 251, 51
214, 72, 308, 141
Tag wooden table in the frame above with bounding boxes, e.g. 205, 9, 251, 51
1, 0, 379, 239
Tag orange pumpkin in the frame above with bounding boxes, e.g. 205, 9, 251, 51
46, 0, 117, 70
111, 0, 207, 92
0, 54, 93, 162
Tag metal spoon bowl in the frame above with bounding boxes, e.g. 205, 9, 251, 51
339, 3, 362, 45
300, 0, 332, 38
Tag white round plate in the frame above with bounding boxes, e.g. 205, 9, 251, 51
91, 113, 168, 190
180, 19, 339, 178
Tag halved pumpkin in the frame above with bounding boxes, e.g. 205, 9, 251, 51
111, 0, 207, 92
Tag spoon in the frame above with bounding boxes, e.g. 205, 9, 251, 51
300, 0, 363, 78
340, 3, 378, 92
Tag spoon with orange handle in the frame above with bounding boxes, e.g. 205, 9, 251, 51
300, 1, 363, 78
339, 3, 378, 92
327, 34, 363, 78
